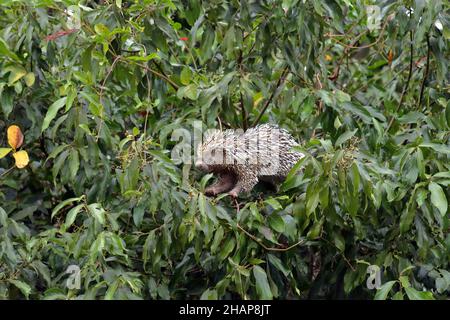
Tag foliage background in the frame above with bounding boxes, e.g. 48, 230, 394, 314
0, 0, 449, 300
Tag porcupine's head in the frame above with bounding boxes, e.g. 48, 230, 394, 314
195, 129, 234, 173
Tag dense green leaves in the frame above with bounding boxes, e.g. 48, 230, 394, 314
0, 0, 448, 300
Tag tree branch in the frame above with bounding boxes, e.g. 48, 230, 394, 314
237, 48, 248, 130
240, 92, 248, 130
237, 223, 306, 252
252, 65, 289, 127
385, 30, 414, 133
133, 61, 180, 91
418, 33, 431, 109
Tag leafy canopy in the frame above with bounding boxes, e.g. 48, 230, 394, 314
0, 0, 449, 300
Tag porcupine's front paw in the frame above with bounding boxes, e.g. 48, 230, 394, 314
228, 188, 240, 198
205, 186, 218, 196
228, 190, 238, 198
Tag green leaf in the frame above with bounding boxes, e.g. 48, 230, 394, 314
419, 143, 450, 155
404, 287, 435, 300
210, 227, 224, 254
319, 185, 329, 209
200, 288, 218, 300
94, 23, 109, 35
248, 258, 265, 265
374, 280, 396, 300
218, 237, 235, 261
333, 232, 345, 252
41, 97, 68, 132
415, 188, 428, 207
198, 193, 207, 218
268, 213, 285, 233
258, 226, 276, 243
0, 37, 20, 61
367, 59, 388, 70
30, 261, 51, 287
398, 111, 426, 123
89, 232, 105, 263
306, 184, 320, 215
64, 204, 84, 229
265, 198, 282, 211
399, 276, 411, 288
68, 149, 80, 179
51, 196, 84, 219
133, 203, 145, 227
252, 266, 273, 300
335, 90, 351, 103
0, 207, 7, 226
350, 163, 360, 195
267, 254, 290, 277
88, 203, 106, 225
428, 182, 448, 216
65, 86, 77, 112
126, 53, 159, 62
400, 205, 416, 233
307, 218, 323, 239
180, 67, 192, 85
335, 129, 358, 147
105, 280, 120, 300
433, 172, 450, 179
392, 291, 404, 300
8, 279, 31, 298
177, 84, 198, 100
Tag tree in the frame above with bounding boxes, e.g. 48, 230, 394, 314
0, 0, 448, 300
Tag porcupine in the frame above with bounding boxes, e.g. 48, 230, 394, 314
195, 124, 305, 197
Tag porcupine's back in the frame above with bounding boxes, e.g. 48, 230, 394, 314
222, 124, 303, 178
196, 124, 303, 179
246, 124, 303, 177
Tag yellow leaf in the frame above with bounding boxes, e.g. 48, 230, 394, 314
7, 65, 27, 85
0, 148, 12, 159
7, 125, 24, 149
24, 72, 35, 87
253, 92, 263, 108
325, 54, 332, 61
13, 150, 29, 169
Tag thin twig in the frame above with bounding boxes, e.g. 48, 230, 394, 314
237, 223, 306, 252
252, 65, 289, 126
240, 92, 248, 130
320, 236, 355, 272
327, 15, 391, 82
96, 55, 122, 142
0, 166, 15, 179
385, 30, 414, 133
234, 199, 305, 252
237, 48, 248, 130
132, 61, 179, 91
325, 16, 390, 50
418, 34, 431, 109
